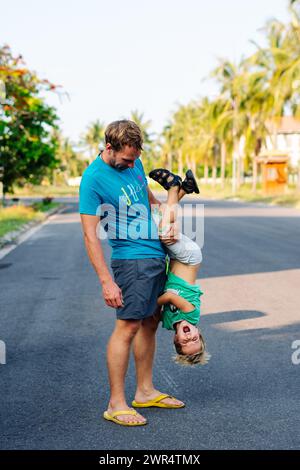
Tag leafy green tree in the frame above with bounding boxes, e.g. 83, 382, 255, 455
0, 45, 60, 196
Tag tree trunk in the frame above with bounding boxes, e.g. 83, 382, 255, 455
232, 141, 239, 195
163, 152, 168, 167
236, 151, 241, 190
63, 171, 69, 186
253, 138, 262, 193
191, 158, 196, 177
212, 164, 217, 187
252, 157, 258, 193
241, 155, 245, 185
185, 154, 191, 169
167, 152, 172, 171
203, 161, 209, 184
212, 150, 217, 187
237, 136, 246, 188
221, 141, 226, 189
1, 185, 5, 206
178, 149, 183, 176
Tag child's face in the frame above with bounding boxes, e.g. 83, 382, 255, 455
174, 320, 201, 356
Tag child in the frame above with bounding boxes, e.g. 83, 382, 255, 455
149, 168, 210, 366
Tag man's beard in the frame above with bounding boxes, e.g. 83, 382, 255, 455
111, 160, 128, 171
115, 164, 128, 171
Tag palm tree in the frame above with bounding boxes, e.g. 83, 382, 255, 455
210, 56, 277, 193
200, 97, 232, 187
81, 120, 105, 163
130, 109, 152, 143
51, 131, 86, 184
247, 3, 300, 190
129, 110, 155, 173
211, 60, 250, 193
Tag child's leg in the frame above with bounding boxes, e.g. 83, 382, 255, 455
159, 187, 202, 267
178, 187, 187, 202
158, 184, 189, 233
158, 186, 180, 234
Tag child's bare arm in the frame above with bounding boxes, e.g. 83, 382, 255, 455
157, 291, 195, 312
157, 292, 171, 306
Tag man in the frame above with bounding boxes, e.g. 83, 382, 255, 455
79, 120, 184, 426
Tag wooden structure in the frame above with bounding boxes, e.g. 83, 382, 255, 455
255, 153, 289, 195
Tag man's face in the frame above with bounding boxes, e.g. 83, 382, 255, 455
174, 320, 202, 356
107, 144, 141, 171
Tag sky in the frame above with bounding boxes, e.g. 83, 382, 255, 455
1, 0, 290, 141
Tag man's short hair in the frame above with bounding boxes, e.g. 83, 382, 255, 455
105, 120, 143, 152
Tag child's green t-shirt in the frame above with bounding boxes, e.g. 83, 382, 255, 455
161, 271, 203, 330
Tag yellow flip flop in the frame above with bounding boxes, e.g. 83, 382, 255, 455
132, 393, 185, 409
103, 409, 147, 426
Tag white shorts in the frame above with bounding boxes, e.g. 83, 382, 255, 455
152, 207, 202, 266
165, 232, 202, 266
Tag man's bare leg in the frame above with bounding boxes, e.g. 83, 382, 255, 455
106, 319, 147, 424
132, 307, 184, 407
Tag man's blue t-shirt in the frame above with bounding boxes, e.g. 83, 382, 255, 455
79, 154, 166, 260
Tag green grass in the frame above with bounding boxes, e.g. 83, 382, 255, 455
30, 201, 59, 212
199, 182, 300, 209
9, 184, 79, 197
0, 202, 60, 238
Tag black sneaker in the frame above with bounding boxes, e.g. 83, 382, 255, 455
181, 170, 200, 194
149, 168, 182, 190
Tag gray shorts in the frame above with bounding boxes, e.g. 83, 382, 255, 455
165, 233, 202, 265
110, 257, 167, 320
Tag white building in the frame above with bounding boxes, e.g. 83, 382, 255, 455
263, 117, 300, 168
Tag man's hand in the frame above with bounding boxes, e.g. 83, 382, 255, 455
102, 279, 124, 308
159, 222, 179, 246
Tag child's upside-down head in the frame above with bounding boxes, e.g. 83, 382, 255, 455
173, 320, 210, 366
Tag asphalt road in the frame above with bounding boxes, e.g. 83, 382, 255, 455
0, 197, 300, 450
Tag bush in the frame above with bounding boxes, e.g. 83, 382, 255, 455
42, 196, 53, 204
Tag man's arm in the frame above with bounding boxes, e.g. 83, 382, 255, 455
80, 214, 124, 309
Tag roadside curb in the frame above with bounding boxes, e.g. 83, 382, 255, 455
0, 204, 67, 260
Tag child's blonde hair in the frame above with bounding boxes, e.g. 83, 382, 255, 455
173, 328, 211, 367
